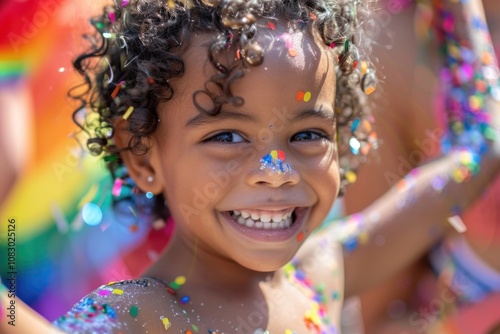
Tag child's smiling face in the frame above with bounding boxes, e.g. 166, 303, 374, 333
146, 24, 339, 271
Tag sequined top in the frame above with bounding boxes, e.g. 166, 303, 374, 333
53, 277, 201, 333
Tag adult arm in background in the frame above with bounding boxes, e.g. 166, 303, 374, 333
341, 0, 500, 299
0, 81, 32, 209
341, 1, 443, 332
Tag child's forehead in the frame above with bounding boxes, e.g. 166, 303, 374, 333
183, 22, 333, 83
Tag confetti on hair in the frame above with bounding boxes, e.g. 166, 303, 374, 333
121, 0, 130, 7
267, 22, 276, 30
112, 178, 123, 197
344, 40, 350, 53
111, 81, 125, 99
122, 106, 135, 120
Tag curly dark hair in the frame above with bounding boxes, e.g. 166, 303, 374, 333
71, 0, 378, 222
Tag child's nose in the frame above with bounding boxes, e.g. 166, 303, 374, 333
245, 149, 300, 187
246, 168, 300, 187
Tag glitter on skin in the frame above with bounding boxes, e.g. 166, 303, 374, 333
259, 150, 292, 174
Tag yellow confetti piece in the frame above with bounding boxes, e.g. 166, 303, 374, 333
452, 169, 464, 183
174, 276, 186, 286
285, 330, 293, 334
345, 171, 357, 184
162, 317, 172, 330
482, 51, 494, 65
112, 289, 124, 295
361, 61, 367, 75
303, 91, 312, 102
469, 95, 482, 111
122, 106, 135, 120
358, 232, 369, 244
270, 150, 278, 159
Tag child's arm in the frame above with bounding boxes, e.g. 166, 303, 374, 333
342, 0, 500, 298
342, 152, 499, 297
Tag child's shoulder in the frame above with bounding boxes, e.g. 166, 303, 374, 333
293, 229, 345, 290
53, 277, 195, 333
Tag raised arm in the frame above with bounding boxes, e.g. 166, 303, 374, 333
341, 0, 500, 298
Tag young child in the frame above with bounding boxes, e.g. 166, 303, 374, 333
2, 0, 500, 333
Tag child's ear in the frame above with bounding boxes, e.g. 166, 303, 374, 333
113, 119, 163, 195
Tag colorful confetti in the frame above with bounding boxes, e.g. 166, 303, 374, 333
259, 150, 292, 174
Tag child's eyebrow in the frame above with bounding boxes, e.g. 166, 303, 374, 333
185, 111, 256, 127
291, 108, 336, 123
185, 107, 335, 127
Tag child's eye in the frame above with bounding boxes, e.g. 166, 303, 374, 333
204, 131, 245, 143
292, 131, 330, 142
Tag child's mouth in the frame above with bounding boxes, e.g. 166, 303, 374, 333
229, 209, 296, 230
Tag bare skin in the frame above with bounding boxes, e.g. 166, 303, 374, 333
345, 1, 500, 333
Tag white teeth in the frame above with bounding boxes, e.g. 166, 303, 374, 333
231, 209, 295, 230
272, 214, 283, 223
260, 214, 271, 223
245, 218, 255, 228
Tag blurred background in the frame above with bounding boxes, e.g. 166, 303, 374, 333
0, 0, 172, 321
